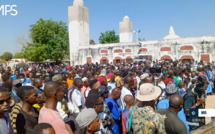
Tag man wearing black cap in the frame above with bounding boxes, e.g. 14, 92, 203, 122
99, 86, 109, 101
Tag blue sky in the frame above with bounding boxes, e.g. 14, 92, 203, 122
0, 0, 215, 55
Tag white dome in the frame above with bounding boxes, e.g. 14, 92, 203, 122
123, 15, 130, 21
163, 26, 180, 39
73, 0, 84, 6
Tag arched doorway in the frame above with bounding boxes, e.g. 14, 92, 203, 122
113, 57, 124, 65
100, 57, 109, 64
180, 55, 194, 61
160, 55, 172, 60
126, 56, 133, 63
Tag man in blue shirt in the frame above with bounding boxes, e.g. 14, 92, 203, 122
105, 88, 121, 134
12, 70, 20, 81
157, 82, 190, 133
17, 73, 31, 86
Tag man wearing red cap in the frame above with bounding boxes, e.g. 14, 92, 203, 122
107, 73, 115, 94
97, 76, 107, 87
66, 66, 72, 70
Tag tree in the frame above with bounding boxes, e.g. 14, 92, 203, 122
16, 34, 32, 47
99, 30, 119, 44
138, 38, 145, 41
90, 39, 95, 45
13, 53, 24, 58
22, 18, 69, 62
1, 52, 13, 61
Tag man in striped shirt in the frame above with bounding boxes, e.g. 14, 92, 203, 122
9, 87, 23, 134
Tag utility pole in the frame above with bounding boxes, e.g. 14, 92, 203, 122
133, 30, 141, 41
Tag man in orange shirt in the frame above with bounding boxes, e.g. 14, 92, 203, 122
67, 71, 74, 88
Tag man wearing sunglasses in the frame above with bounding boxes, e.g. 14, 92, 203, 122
86, 93, 105, 134
0, 86, 13, 134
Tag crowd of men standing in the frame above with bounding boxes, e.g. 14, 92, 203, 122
0, 60, 214, 134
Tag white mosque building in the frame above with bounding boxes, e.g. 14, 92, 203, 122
68, 0, 215, 65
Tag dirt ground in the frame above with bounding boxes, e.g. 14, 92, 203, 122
205, 94, 215, 124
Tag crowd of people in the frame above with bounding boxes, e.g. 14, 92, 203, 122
0, 60, 214, 134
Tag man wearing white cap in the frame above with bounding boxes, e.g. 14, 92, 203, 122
129, 83, 166, 134
76, 108, 101, 134
140, 73, 149, 81
139, 73, 149, 86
